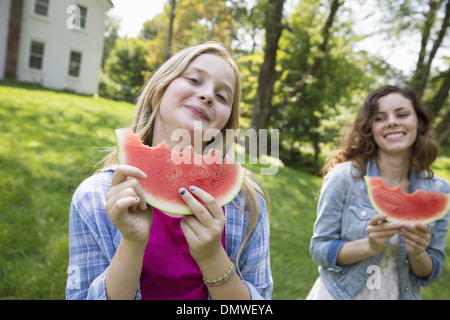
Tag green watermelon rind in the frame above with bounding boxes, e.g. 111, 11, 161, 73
364, 176, 450, 225
115, 127, 129, 166
115, 128, 246, 215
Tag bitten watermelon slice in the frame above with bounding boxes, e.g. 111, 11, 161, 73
365, 176, 450, 224
116, 128, 245, 215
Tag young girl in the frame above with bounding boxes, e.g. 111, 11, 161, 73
308, 85, 449, 300
65, 42, 272, 300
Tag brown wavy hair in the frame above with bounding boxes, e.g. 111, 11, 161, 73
322, 85, 439, 178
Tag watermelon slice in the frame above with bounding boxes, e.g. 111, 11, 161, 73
365, 176, 450, 224
115, 128, 245, 215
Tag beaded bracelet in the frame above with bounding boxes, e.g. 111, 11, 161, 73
203, 263, 236, 287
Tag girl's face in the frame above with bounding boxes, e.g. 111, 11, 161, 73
153, 54, 235, 149
371, 92, 418, 158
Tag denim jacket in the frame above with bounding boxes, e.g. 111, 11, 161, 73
310, 159, 450, 300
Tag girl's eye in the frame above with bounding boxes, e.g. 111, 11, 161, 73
188, 77, 200, 84
216, 93, 227, 103
398, 113, 409, 118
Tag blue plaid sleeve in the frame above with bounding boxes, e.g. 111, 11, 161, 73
224, 189, 273, 300
65, 168, 126, 300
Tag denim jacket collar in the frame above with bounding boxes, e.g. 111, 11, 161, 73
366, 156, 420, 193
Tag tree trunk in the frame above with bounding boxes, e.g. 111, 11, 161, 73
429, 68, 450, 117
434, 109, 450, 145
411, 0, 450, 97
430, 67, 450, 144
250, 0, 285, 131
166, 0, 176, 61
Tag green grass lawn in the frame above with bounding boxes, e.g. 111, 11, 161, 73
0, 81, 449, 300
0, 82, 133, 299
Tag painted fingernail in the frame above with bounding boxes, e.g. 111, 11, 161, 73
141, 172, 147, 179
179, 188, 186, 195
135, 197, 140, 202
190, 186, 196, 192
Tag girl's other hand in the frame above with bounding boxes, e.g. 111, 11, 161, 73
105, 165, 153, 247
178, 186, 226, 265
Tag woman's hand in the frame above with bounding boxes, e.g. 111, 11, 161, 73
401, 223, 433, 278
178, 186, 226, 264
105, 165, 153, 247
401, 223, 431, 257
366, 214, 402, 255
337, 214, 402, 266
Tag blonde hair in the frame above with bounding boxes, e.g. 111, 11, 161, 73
103, 41, 269, 273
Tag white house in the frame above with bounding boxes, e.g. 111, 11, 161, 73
0, 0, 113, 95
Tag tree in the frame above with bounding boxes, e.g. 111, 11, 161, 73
250, 0, 344, 132
250, 0, 286, 132
415, 0, 450, 146
166, 0, 176, 60
102, 15, 121, 67
427, 65, 450, 145
139, 0, 245, 66
172, 0, 238, 48
376, 0, 450, 146
99, 37, 149, 102
273, 0, 378, 172
410, 0, 449, 97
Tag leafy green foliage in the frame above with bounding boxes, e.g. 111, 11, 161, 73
99, 37, 149, 103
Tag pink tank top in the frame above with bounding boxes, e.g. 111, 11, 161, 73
140, 207, 225, 300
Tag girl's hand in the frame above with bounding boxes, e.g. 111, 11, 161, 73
366, 214, 402, 255
105, 165, 153, 247
179, 186, 251, 300
401, 223, 431, 258
178, 186, 226, 265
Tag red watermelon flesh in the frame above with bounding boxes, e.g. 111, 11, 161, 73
365, 176, 450, 224
116, 128, 245, 215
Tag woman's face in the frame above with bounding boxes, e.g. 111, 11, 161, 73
153, 54, 235, 150
371, 92, 419, 158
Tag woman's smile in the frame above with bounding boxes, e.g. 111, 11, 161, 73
384, 131, 406, 140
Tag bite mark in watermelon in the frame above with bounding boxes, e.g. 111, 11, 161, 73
365, 176, 450, 225
116, 128, 245, 215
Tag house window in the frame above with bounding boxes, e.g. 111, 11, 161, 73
78, 5, 87, 29
29, 41, 45, 70
34, 0, 49, 17
68, 51, 82, 77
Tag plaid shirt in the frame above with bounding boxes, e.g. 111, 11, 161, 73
65, 166, 272, 300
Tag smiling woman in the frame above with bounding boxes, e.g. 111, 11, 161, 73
308, 84, 450, 300
322, 85, 438, 180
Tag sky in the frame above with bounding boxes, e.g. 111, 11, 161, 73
108, 0, 446, 75
110, 0, 166, 38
